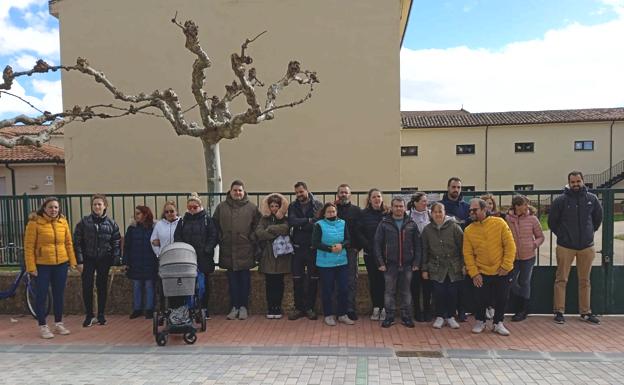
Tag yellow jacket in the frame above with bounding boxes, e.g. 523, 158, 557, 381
24, 213, 78, 273
463, 216, 516, 277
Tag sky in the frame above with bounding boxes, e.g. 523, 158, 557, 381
0, 0, 623, 119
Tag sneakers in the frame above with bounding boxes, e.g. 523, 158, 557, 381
381, 317, 395, 328
446, 317, 460, 329
129, 310, 142, 320
324, 316, 336, 326
226, 307, 239, 320
53, 322, 70, 335
485, 307, 495, 320
580, 313, 600, 324
379, 308, 387, 321
97, 314, 107, 325
401, 317, 415, 328
511, 311, 527, 322
40, 325, 54, 339
346, 311, 358, 321
338, 315, 355, 325
553, 312, 565, 324
471, 320, 486, 334
432, 317, 445, 329
144, 310, 153, 320
493, 322, 510, 336
305, 309, 318, 320
288, 309, 305, 320
370, 307, 381, 321
83, 315, 97, 327
238, 306, 248, 320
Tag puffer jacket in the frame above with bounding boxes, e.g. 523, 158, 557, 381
548, 185, 603, 250
174, 209, 218, 274
358, 207, 387, 255
463, 216, 516, 277
123, 223, 158, 280
421, 218, 464, 283
374, 214, 422, 269
506, 212, 545, 260
73, 212, 121, 264
255, 193, 292, 274
213, 192, 261, 271
24, 213, 77, 273
288, 193, 323, 248
336, 201, 363, 250
150, 217, 180, 256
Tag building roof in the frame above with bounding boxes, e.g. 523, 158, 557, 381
0, 125, 64, 136
0, 127, 65, 163
401, 107, 624, 129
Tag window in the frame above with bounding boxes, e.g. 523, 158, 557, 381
456, 144, 475, 155
515, 142, 534, 153
462, 186, 476, 192
401, 187, 418, 192
574, 140, 594, 151
401, 146, 418, 156
514, 184, 534, 191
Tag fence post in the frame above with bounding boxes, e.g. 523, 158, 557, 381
601, 189, 615, 313
22, 193, 30, 231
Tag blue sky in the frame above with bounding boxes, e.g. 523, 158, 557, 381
1, 0, 623, 119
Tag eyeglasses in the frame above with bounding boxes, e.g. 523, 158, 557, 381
469, 208, 479, 213
164, 210, 175, 214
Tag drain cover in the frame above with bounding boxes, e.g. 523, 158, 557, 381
395, 350, 444, 358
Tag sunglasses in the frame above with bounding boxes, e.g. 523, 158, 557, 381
187, 205, 200, 210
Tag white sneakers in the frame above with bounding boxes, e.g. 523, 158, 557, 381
337, 315, 355, 325
370, 307, 381, 321
446, 318, 460, 329
40, 323, 70, 339
54, 322, 71, 335
485, 307, 495, 320
40, 325, 54, 339
238, 307, 248, 320
226, 307, 239, 320
324, 316, 336, 326
432, 317, 445, 329
493, 322, 510, 336
471, 320, 486, 334
432, 317, 460, 329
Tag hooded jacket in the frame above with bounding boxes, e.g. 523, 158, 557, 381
174, 209, 218, 273
548, 185, 603, 250
287, 193, 323, 248
213, 192, 261, 271
24, 213, 78, 273
73, 212, 121, 264
506, 211, 545, 260
374, 213, 422, 269
463, 216, 516, 277
440, 192, 470, 226
255, 193, 292, 274
421, 217, 464, 283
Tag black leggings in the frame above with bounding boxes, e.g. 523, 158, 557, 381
81, 258, 112, 316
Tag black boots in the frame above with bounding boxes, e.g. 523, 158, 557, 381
511, 297, 529, 322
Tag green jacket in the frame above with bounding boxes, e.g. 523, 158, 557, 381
421, 218, 464, 283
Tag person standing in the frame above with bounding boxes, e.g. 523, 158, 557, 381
287, 182, 323, 320
375, 197, 421, 329
358, 188, 388, 321
213, 180, 261, 320
151, 201, 181, 256
24, 197, 80, 339
335, 184, 363, 321
549, 171, 603, 324
73, 194, 121, 327
464, 198, 516, 336
408, 192, 433, 322
506, 195, 545, 322
124, 206, 158, 319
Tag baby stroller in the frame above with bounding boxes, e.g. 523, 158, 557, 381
153, 242, 207, 346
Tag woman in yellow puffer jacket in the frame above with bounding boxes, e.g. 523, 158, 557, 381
24, 196, 81, 339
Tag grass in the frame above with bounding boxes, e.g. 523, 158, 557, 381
539, 213, 624, 231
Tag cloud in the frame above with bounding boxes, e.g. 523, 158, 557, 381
0, 0, 59, 57
401, 5, 624, 112
0, 79, 62, 117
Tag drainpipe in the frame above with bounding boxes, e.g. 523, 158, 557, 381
484, 125, 489, 190
609, 120, 614, 182
4, 163, 16, 196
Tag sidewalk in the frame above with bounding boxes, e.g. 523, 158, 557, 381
2, 314, 623, 353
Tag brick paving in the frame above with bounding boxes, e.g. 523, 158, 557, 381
2, 314, 624, 352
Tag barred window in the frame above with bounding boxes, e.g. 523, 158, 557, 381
515, 142, 534, 152
456, 144, 475, 155
514, 184, 534, 191
401, 146, 418, 156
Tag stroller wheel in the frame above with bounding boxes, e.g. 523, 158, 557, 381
156, 332, 168, 346
183, 332, 197, 345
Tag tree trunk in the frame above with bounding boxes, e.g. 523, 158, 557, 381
202, 139, 223, 215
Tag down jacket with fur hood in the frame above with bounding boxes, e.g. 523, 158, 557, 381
24, 212, 77, 273
255, 193, 292, 274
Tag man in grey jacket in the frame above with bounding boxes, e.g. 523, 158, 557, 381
549, 171, 603, 325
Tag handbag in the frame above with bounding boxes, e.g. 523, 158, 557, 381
272, 235, 294, 257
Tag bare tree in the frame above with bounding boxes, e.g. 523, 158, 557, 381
0, 14, 319, 207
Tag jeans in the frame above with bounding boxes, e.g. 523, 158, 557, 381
292, 246, 319, 312
431, 276, 459, 319
474, 274, 512, 324
346, 248, 358, 313
81, 258, 112, 316
553, 246, 595, 314
132, 279, 155, 311
511, 257, 535, 300
383, 265, 413, 320
265, 273, 285, 312
364, 252, 385, 309
227, 269, 251, 308
411, 272, 432, 317
35, 263, 68, 326
319, 264, 348, 317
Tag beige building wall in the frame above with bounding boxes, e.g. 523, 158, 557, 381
401, 127, 486, 191
0, 164, 66, 195
54, 0, 401, 194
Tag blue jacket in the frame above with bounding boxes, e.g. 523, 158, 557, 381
123, 224, 158, 280
548, 185, 603, 250
440, 193, 470, 228
312, 219, 350, 267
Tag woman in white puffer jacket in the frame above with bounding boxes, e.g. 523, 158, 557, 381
150, 200, 180, 257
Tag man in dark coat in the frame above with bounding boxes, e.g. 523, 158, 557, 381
287, 182, 323, 320
549, 171, 603, 325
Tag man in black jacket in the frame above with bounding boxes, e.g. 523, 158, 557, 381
549, 171, 603, 325
287, 182, 323, 320
336, 183, 363, 320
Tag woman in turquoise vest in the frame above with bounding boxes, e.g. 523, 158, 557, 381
312, 202, 354, 326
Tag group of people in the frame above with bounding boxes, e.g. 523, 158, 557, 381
23, 171, 603, 339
